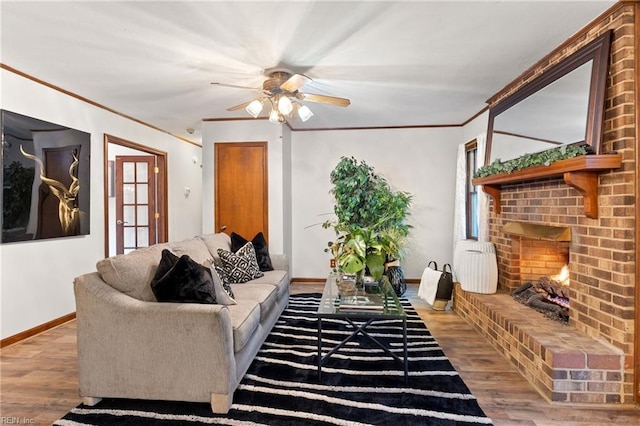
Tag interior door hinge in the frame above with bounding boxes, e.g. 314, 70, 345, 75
154, 212, 160, 219
154, 166, 159, 174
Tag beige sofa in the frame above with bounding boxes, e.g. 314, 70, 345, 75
73, 233, 289, 413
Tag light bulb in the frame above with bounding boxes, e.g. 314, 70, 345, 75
245, 99, 263, 118
269, 108, 280, 124
298, 105, 314, 122
278, 96, 293, 115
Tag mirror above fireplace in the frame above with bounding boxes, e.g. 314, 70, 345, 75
485, 30, 612, 165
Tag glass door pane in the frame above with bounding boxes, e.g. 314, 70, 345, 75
115, 156, 157, 254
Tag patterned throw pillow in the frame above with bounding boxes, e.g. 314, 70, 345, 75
213, 262, 229, 285
202, 259, 236, 305
211, 267, 236, 304
217, 242, 264, 284
231, 232, 274, 272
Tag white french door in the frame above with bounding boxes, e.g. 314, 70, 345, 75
115, 155, 157, 254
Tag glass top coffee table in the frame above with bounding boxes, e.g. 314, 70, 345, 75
316, 274, 408, 382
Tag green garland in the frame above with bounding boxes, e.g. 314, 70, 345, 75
474, 145, 588, 178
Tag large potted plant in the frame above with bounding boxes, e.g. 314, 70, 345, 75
324, 156, 412, 295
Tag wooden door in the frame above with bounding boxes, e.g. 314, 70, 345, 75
215, 142, 268, 241
115, 155, 157, 254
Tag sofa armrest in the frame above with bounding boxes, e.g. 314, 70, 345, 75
73, 272, 237, 399
270, 254, 289, 272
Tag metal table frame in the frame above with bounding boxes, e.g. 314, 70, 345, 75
316, 276, 408, 383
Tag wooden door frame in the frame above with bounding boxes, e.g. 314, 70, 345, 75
634, 0, 640, 404
103, 134, 167, 257
214, 141, 268, 241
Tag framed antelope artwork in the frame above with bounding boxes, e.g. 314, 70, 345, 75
1, 110, 91, 243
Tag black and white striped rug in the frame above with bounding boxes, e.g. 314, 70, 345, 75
55, 293, 492, 425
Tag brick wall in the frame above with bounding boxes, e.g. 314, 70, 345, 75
505, 237, 570, 289
460, 4, 636, 404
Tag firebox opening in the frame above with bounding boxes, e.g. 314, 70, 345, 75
507, 229, 571, 324
513, 264, 570, 324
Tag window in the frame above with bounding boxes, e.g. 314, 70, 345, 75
465, 140, 479, 240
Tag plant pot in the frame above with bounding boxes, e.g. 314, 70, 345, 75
355, 269, 365, 289
384, 265, 406, 297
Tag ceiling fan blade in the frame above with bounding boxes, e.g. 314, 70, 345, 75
211, 82, 259, 90
226, 99, 256, 111
298, 93, 351, 107
280, 73, 311, 92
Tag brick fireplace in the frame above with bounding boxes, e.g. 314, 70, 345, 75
454, 4, 636, 405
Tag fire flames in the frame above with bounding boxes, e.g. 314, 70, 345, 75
551, 265, 570, 287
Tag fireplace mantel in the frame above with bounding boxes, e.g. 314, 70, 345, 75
472, 154, 622, 219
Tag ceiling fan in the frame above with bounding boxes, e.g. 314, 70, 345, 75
211, 69, 350, 123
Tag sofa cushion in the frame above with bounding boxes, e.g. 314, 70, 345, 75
246, 270, 288, 299
230, 283, 278, 323
96, 243, 169, 302
226, 301, 261, 353
231, 232, 274, 272
170, 237, 213, 265
151, 250, 216, 304
246, 270, 287, 286
217, 242, 264, 284
199, 233, 232, 262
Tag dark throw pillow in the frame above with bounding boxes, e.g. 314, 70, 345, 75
151, 249, 216, 304
217, 242, 264, 284
231, 231, 274, 271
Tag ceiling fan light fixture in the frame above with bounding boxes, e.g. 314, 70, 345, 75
278, 95, 293, 115
220, 71, 347, 124
245, 99, 263, 118
298, 104, 314, 122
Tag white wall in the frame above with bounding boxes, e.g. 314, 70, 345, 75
462, 110, 489, 147
281, 126, 293, 261
291, 127, 462, 279
0, 69, 202, 339
201, 120, 288, 256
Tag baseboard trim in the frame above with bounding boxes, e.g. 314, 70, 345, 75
1, 312, 76, 348
292, 277, 420, 284
291, 278, 325, 284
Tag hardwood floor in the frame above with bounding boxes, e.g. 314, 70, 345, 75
1, 283, 638, 425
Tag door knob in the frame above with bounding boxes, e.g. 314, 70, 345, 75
220, 225, 227, 231
116, 220, 128, 225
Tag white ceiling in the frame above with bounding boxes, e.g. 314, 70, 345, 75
0, 1, 616, 143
